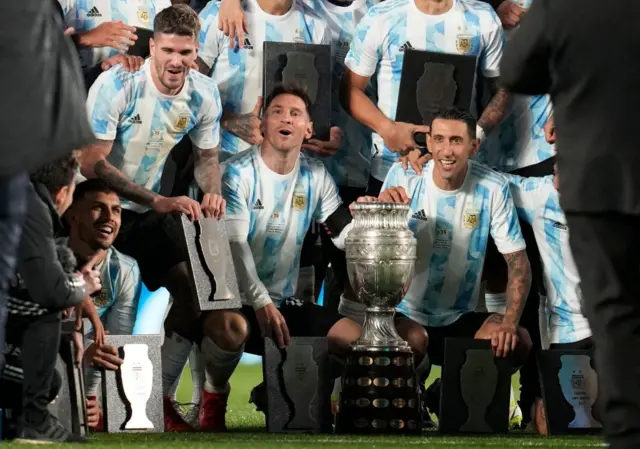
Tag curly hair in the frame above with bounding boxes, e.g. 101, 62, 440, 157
153, 4, 200, 39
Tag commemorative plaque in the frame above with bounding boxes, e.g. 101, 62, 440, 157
538, 349, 602, 435
439, 339, 511, 435
102, 335, 163, 433
263, 337, 332, 433
263, 42, 332, 141
180, 215, 242, 311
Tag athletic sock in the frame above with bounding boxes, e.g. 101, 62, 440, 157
201, 337, 243, 394
161, 332, 192, 396
189, 345, 205, 404
485, 292, 507, 315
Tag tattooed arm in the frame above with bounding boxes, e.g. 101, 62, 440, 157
220, 100, 263, 145
477, 77, 512, 136
193, 145, 222, 195
501, 249, 531, 327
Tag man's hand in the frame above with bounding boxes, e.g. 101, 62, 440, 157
399, 149, 432, 175
86, 396, 102, 429
255, 303, 291, 349
64, 27, 76, 36
302, 127, 342, 156
201, 193, 226, 219
151, 195, 202, 221
218, 0, 248, 49
79, 21, 137, 50
350, 195, 379, 212
379, 186, 410, 204
379, 122, 430, 154
85, 343, 123, 371
100, 54, 144, 73
544, 115, 556, 144
496, 1, 527, 29
489, 318, 519, 358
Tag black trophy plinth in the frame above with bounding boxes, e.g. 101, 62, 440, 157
439, 339, 511, 435
336, 349, 422, 434
538, 349, 602, 435
263, 42, 332, 141
396, 50, 476, 131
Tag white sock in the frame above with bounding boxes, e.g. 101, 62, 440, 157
161, 332, 192, 396
201, 337, 243, 395
190, 345, 205, 404
485, 293, 506, 315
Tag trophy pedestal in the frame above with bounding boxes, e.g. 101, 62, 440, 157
336, 348, 422, 434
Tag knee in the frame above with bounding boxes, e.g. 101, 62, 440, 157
203, 311, 248, 351
405, 326, 429, 356
327, 318, 361, 357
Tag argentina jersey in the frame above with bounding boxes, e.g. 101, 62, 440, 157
382, 160, 525, 327
199, 0, 331, 160
507, 174, 591, 344
345, 0, 504, 182
221, 148, 341, 305
86, 60, 222, 213
302, 0, 379, 188
58, 0, 171, 68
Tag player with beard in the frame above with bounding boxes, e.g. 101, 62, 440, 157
78, 5, 226, 432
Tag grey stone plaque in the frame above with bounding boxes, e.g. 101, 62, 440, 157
439, 339, 511, 434
102, 335, 163, 433
538, 350, 602, 435
180, 214, 242, 311
263, 337, 332, 433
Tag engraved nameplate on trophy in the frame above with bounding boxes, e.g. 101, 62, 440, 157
102, 335, 163, 433
264, 337, 332, 433
263, 42, 332, 141
440, 339, 511, 434
396, 50, 476, 128
538, 349, 602, 434
180, 215, 242, 312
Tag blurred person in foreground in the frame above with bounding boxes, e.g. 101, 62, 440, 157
501, 1, 640, 448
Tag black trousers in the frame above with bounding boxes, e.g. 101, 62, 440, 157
4, 311, 62, 426
566, 212, 640, 449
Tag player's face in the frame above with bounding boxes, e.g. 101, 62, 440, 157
150, 33, 198, 91
427, 118, 478, 184
68, 191, 122, 250
262, 94, 313, 152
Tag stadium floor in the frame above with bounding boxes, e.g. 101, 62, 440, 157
3, 364, 604, 448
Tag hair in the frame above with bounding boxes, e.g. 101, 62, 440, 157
153, 4, 200, 39
264, 83, 312, 115
430, 107, 477, 138
73, 178, 115, 203
30, 152, 79, 196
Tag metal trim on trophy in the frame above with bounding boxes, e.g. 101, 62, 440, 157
336, 203, 422, 434
179, 215, 242, 311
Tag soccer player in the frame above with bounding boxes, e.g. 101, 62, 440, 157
342, 0, 511, 196
506, 167, 593, 434
77, 5, 226, 431
198, 84, 354, 431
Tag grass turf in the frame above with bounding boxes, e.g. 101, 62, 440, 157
3, 364, 604, 448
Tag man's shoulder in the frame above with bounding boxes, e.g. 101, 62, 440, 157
223, 148, 256, 174
300, 152, 328, 173
369, 0, 411, 17
295, 1, 331, 34
107, 247, 140, 278
458, 0, 501, 29
469, 161, 510, 190
187, 70, 220, 97
90, 64, 146, 102
200, 0, 221, 21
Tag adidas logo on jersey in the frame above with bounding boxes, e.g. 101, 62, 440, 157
87, 6, 102, 17
243, 37, 253, 49
411, 209, 428, 221
129, 114, 142, 124
253, 199, 264, 210
399, 41, 414, 52
553, 222, 568, 231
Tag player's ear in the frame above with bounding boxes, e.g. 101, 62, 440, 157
149, 37, 155, 56
305, 121, 313, 140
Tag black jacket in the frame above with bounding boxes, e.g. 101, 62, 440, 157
7, 182, 85, 316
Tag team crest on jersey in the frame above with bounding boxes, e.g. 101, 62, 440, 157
292, 195, 306, 211
137, 7, 150, 24
456, 35, 472, 54
175, 116, 189, 131
93, 290, 109, 308
463, 211, 479, 229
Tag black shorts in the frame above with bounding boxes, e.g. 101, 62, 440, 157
241, 301, 341, 356
398, 312, 491, 366
114, 209, 187, 291
366, 175, 384, 197
549, 337, 594, 351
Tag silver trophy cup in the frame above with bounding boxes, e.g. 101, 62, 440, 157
345, 203, 417, 351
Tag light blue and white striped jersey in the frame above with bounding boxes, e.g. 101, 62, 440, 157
383, 160, 525, 327
222, 148, 342, 306
345, 0, 504, 182
507, 174, 591, 344
86, 59, 222, 212
486, 0, 554, 172
302, 0, 379, 188
199, 0, 331, 160
58, 0, 171, 68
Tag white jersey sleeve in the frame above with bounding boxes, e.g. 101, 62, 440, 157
313, 167, 342, 223
490, 178, 526, 254
188, 80, 223, 149
86, 69, 130, 141
58, 0, 77, 28
479, 8, 504, 78
344, 10, 382, 78
505, 173, 548, 226
198, 2, 227, 70
103, 262, 142, 336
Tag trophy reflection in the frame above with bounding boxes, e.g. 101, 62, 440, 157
559, 355, 601, 429
459, 349, 497, 432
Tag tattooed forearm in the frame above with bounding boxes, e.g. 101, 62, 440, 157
94, 160, 159, 206
477, 78, 512, 134
221, 111, 260, 144
194, 146, 221, 195
502, 249, 531, 326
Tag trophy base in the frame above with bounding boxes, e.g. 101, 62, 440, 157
336, 348, 422, 435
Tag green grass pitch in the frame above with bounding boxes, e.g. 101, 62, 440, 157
3, 364, 604, 448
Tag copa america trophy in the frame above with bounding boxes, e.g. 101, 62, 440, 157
336, 203, 422, 434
